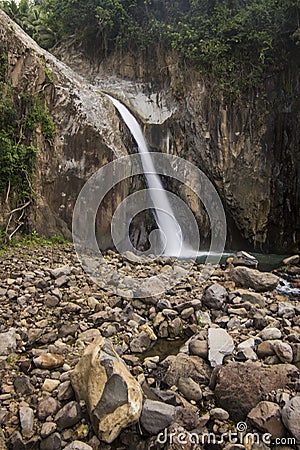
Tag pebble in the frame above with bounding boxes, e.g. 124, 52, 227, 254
64, 442, 93, 450
140, 399, 176, 435
0, 328, 17, 356
177, 377, 202, 401
42, 379, 61, 392
210, 407, 230, 421
202, 283, 228, 309
259, 327, 282, 340
33, 353, 64, 369
38, 397, 60, 420
208, 328, 234, 367
40, 432, 62, 450
54, 401, 82, 429
248, 401, 286, 438
14, 376, 34, 395
41, 421, 57, 438
272, 340, 294, 363
19, 406, 34, 437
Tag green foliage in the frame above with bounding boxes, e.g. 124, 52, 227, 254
0, 229, 68, 253
1, 0, 300, 92
0, 80, 54, 201
0, 131, 37, 198
24, 96, 55, 140
0, 0, 56, 48
16, 230, 68, 245
0, 84, 37, 199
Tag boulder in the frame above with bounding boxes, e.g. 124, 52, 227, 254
177, 377, 202, 402
71, 337, 143, 443
247, 401, 286, 438
282, 255, 299, 266
281, 396, 300, 441
230, 267, 279, 292
140, 399, 176, 435
163, 353, 211, 388
54, 401, 82, 430
214, 362, 299, 420
232, 251, 258, 268
202, 284, 228, 309
0, 328, 17, 356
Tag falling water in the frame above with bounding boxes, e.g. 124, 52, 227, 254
107, 95, 182, 256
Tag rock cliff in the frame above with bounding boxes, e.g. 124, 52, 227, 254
0, 10, 129, 249
57, 45, 300, 253
1, 9, 299, 253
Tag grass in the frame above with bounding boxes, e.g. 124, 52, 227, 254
0, 230, 68, 256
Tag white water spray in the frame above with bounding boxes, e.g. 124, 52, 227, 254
107, 95, 182, 256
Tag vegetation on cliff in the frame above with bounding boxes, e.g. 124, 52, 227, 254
0, 50, 55, 242
1, 0, 299, 92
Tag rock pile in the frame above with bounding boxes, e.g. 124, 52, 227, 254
0, 243, 299, 449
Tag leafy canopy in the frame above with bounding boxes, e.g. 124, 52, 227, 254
1, 0, 299, 91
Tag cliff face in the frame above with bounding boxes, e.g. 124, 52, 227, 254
1, 10, 299, 253
57, 47, 299, 253
0, 10, 130, 249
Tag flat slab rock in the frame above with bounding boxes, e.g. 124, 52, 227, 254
208, 328, 234, 367
214, 362, 299, 421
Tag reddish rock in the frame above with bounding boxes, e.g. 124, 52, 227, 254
214, 362, 299, 420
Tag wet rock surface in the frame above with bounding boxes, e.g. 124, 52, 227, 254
0, 243, 299, 449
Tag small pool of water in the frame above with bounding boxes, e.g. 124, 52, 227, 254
194, 251, 287, 272
140, 337, 187, 361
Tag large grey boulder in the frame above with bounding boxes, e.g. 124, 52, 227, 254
71, 337, 143, 443
230, 267, 279, 292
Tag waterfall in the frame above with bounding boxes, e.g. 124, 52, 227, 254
107, 95, 182, 256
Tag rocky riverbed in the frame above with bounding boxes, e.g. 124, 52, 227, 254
0, 243, 299, 450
